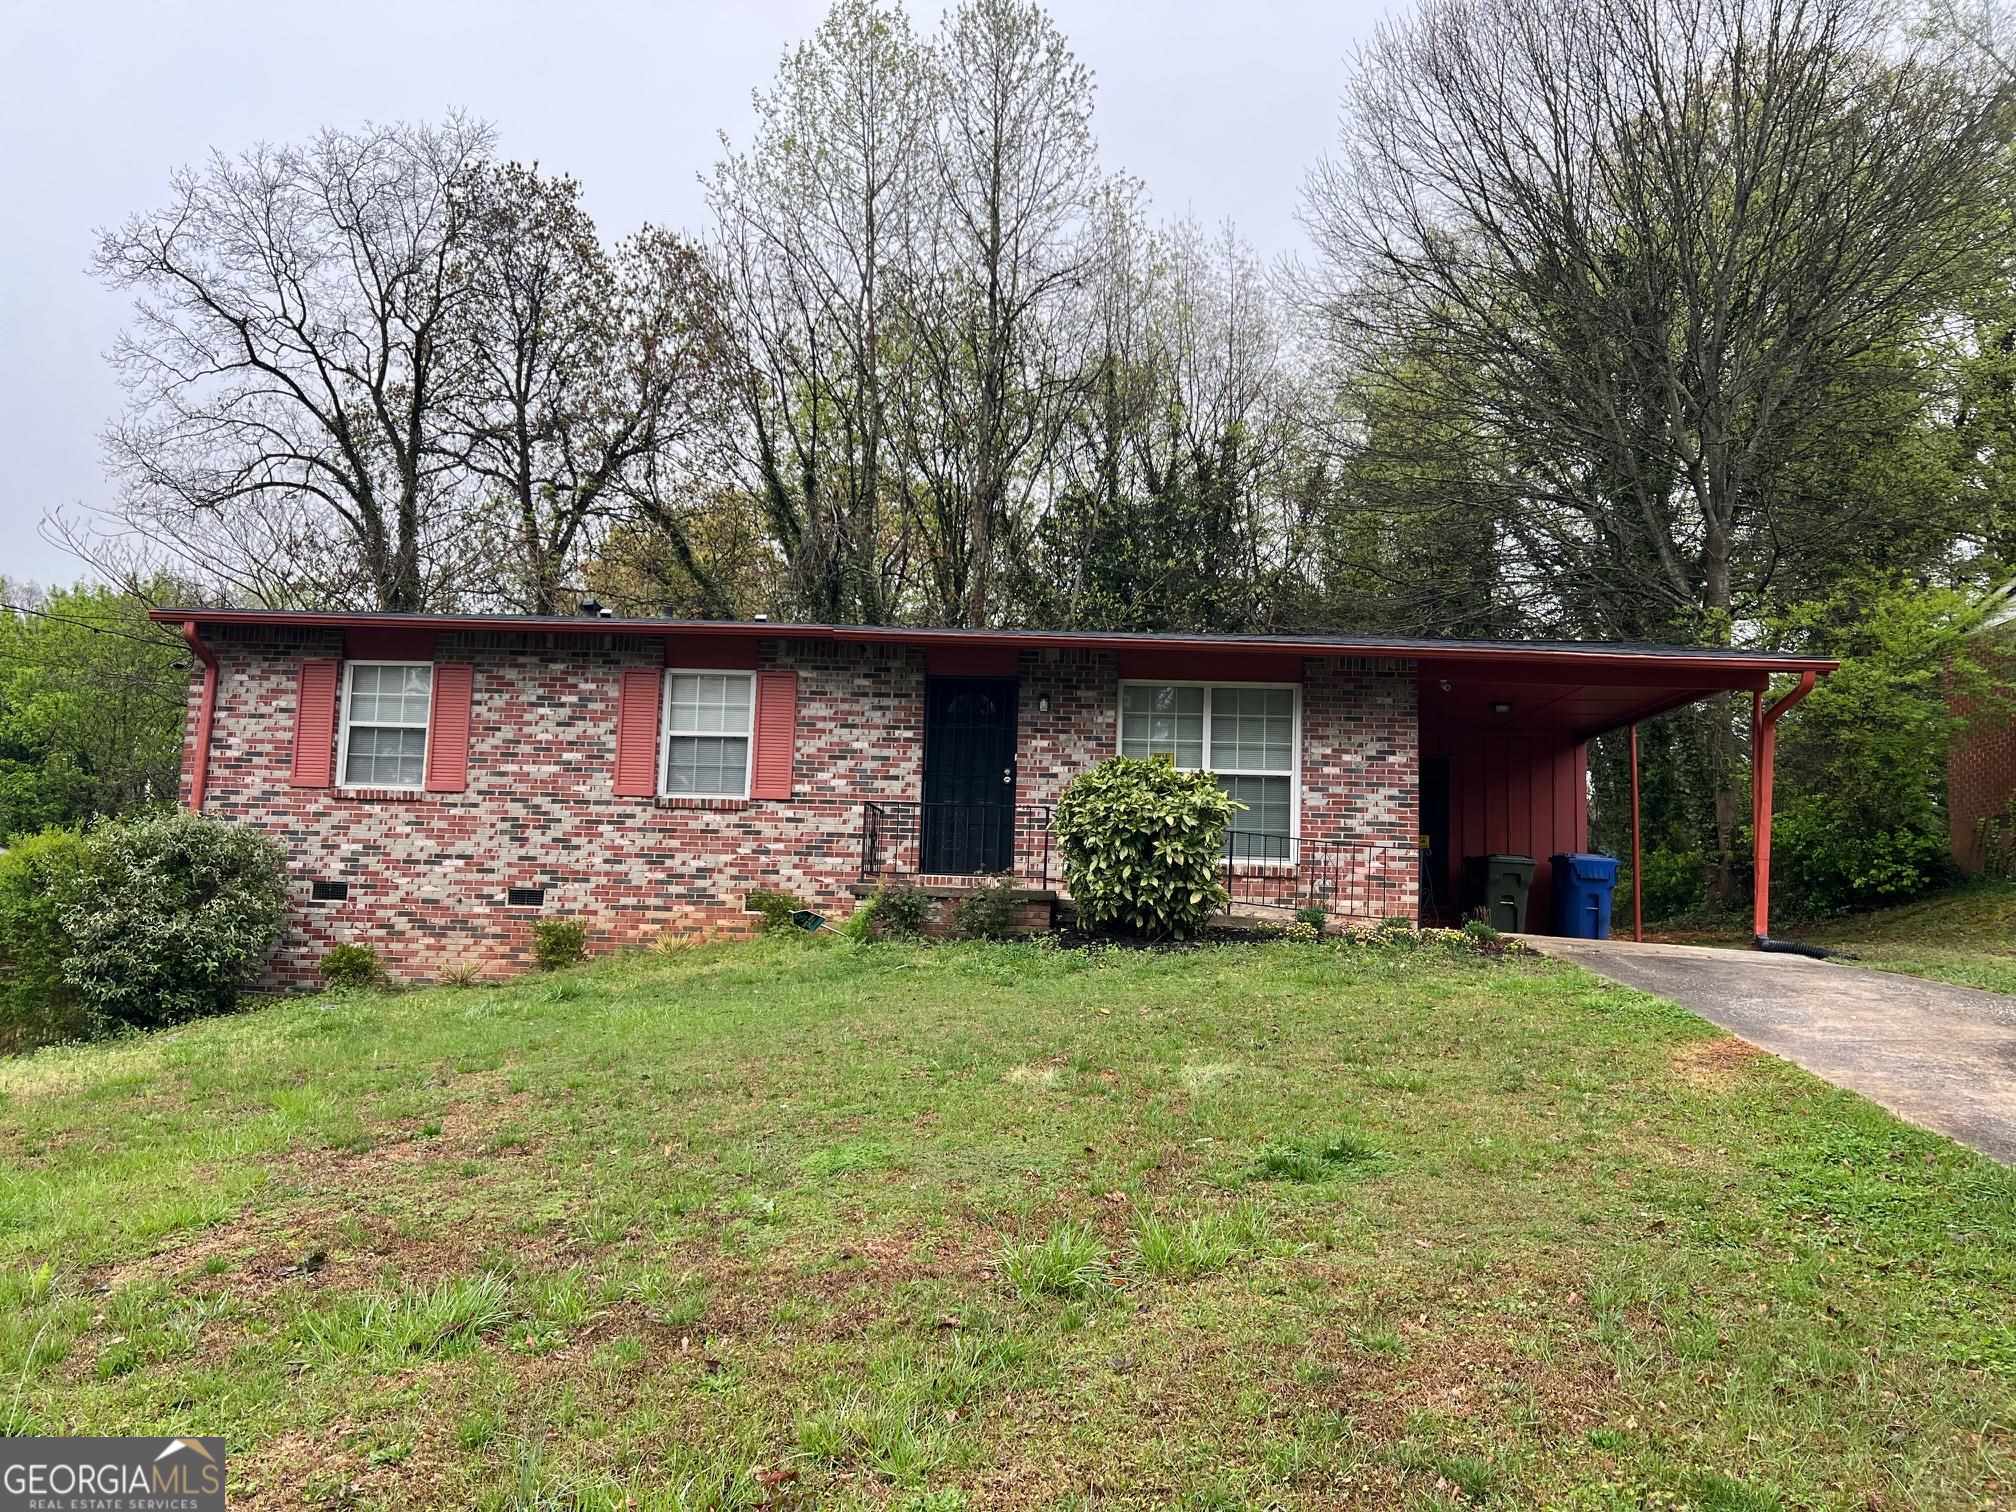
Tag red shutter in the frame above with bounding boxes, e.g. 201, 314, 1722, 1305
290, 659, 341, 788
424, 663, 474, 792
751, 670, 797, 799
614, 667, 662, 797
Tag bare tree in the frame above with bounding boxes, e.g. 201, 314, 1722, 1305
705, 0, 930, 624
94, 116, 495, 611
1030, 204, 1313, 630
1303, 0, 2011, 888
451, 166, 735, 612
894, 0, 1102, 624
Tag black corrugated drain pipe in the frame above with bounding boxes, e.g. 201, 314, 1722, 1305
1755, 935, 1850, 960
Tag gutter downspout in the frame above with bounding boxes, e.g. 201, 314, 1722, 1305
1752, 670, 1817, 946
181, 620, 218, 815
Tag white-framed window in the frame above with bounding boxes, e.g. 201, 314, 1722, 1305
662, 670, 755, 798
339, 662, 433, 788
1118, 681, 1299, 861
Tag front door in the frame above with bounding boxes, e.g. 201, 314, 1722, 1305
921, 677, 1019, 873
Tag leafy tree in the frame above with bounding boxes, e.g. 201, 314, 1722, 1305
0, 582, 186, 841
705, 0, 931, 624
1302, 0, 2011, 896
893, 0, 1102, 624
450, 165, 736, 612
1764, 584, 2006, 914
0, 828, 92, 1051
1030, 213, 1308, 631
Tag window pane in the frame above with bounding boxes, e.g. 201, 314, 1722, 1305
400, 666, 432, 723
1222, 774, 1292, 860
1120, 685, 1205, 766
668, 673, 752, 736
349, 666, 384, 724
349, 664, 430, 727
667, 734, 748, 795
346, 725, 426, 787
1209, 687, 1292, 772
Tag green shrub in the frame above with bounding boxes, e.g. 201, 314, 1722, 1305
1770, 797, 1950, 917
532, 918, 588, 970
871, 882, 937, 938
318, 943, 383, 990
0, 827, 92, 1048
1053, 756, 1238, 939
1765, 584, 1996, 917
60, 811, 288, 1029
744, 888, 805, 932
953, 875, 1028, 939
1629, 847, 1706, 921
1293, 904, 1328, 933
838, 893, 879, 943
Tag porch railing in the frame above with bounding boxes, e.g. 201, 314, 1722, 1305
1218, 832, 1419, 922
857, 802, 1417, 920
860, 801, 1056, 889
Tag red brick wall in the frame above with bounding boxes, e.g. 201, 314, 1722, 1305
1950, 638, 2016, 874
182, 630, 1420, 984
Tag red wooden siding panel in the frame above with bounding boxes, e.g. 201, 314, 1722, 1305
290, 659, 341, 788
614, 667, 662, 797
1427, 729, 1591, 931
424, 663, 475, 792
751, 670, 797, 799
926, 645, 1021, 677
345, 629, 438, 661
1115, 649, 1303, 683
661, 636, 760, 670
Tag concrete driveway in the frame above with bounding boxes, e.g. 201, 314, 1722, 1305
1528, 935, 2016, 1163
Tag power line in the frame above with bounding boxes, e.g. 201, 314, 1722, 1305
0, 601, 181, 649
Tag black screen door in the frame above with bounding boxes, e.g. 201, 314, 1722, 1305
922, 678, 1019, 873
1421, 755, 1451, 923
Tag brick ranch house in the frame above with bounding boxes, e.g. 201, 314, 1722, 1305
151, 610, 1836, 984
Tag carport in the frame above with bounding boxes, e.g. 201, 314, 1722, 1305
1416, 644, 1836, 939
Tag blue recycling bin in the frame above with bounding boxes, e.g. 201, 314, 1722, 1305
1550, 853, 1620, 939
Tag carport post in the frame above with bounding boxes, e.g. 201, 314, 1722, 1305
1751, 672, 1818, 942
1629, 722, 1643, 941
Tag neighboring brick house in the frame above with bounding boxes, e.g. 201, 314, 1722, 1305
152, 611, 1835, 983
1950, 616, 2016, 876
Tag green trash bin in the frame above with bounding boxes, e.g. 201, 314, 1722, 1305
1463, 854, 1537, 932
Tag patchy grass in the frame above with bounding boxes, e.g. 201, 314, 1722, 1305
2, 933, 2014, 1507
1658, 877, 2016, 994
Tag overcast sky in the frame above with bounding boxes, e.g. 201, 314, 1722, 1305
0, 0, 1371, 587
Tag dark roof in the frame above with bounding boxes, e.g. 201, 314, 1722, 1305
152, 609, 1837, 676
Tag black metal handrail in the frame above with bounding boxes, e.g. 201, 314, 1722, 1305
1218, 831, 1418, 921
861, 801, 1056, 889
857, 802, 1415, 920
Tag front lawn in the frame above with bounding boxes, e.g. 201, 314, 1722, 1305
2, 936, 2012, 1508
